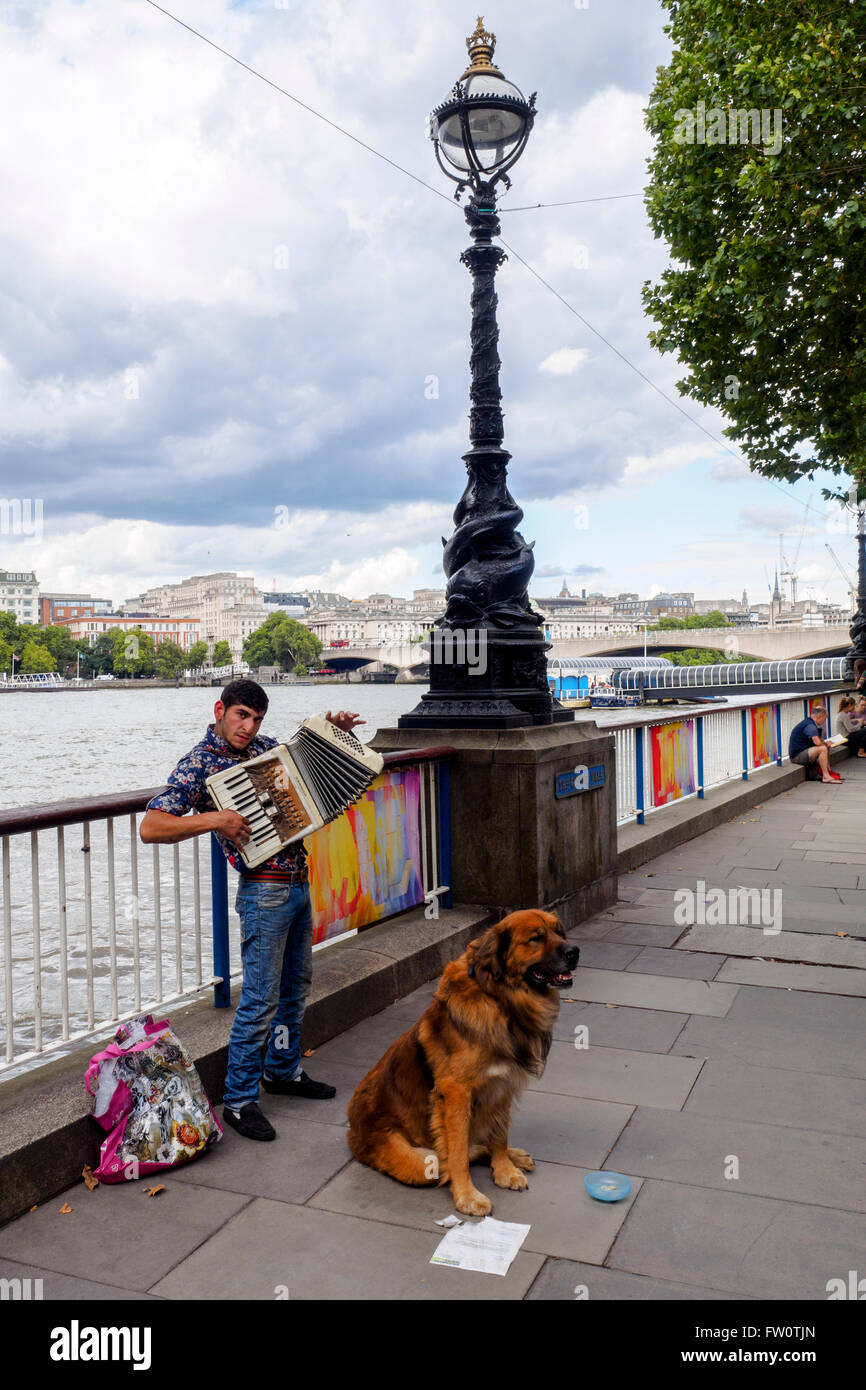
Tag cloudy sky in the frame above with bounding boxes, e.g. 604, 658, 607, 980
0, 0, 856, 611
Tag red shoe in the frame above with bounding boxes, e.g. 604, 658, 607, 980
825, 771, 843, 782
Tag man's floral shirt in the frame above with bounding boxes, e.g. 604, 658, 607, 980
146, 724, 307, 879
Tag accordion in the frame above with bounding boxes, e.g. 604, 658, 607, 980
205, 716, 385, 869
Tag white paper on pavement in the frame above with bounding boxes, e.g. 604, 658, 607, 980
429, 1216, 531, 1275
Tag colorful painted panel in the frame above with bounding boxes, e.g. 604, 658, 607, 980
751, 704, 779, 769
808, 697, 828, 734
650, 720, 695, 807
306, 767, 424, 945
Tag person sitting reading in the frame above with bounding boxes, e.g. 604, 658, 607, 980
788, 705, 841, 783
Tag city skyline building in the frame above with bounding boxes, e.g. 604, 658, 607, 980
4, 562, 849, 666
121, 572, 268, 663
56, 612, 202, 651
0, 569, 39, 624
39, 593, 113, 626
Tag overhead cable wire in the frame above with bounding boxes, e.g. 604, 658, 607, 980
501, 165, 866, 213
499, 194, 642, 211
143, 0, 457, 208
496, 233, 834, 521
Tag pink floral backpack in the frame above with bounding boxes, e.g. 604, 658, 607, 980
85, 1014, 222, 1182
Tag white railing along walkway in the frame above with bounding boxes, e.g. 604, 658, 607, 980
607, 689, 848, 826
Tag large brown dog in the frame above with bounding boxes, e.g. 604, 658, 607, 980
347, 910, 579, 1215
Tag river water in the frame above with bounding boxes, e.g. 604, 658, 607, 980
0, 683, 426, 808
0, 684, 427, 1070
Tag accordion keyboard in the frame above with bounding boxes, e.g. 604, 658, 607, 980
210, 754, 316, 865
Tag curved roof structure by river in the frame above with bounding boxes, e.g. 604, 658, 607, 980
612, 657, 850, 695
549, 656, 673, 672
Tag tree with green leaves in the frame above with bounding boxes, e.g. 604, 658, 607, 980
37, 624, 78, 672
155, 640, 188, 679
662, 647, 746, 665
643, 0, 866, 501
688, 610, 731, 629
111, 627, 155, 678
185, 640, 209, 670
19, 640, 56, 673
243, 613, 322, 673
0, 637, 12, 674
83, 633, 115, 676
212, 641, 233, 667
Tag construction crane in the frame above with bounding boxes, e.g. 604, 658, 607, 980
825, 543, 857, 611
779, 506, 810, 605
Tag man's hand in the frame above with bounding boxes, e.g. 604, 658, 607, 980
212, 809, 252, 846
326, 710, 366, 734
140, 807, 251, 846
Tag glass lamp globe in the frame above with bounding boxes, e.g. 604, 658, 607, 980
429, 18, 534, 184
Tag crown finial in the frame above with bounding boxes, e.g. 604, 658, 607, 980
461, 16, 504, 79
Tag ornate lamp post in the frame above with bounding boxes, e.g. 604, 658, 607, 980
400, 18, 569, 728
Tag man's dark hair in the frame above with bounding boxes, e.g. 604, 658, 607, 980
220, 679, 269, 714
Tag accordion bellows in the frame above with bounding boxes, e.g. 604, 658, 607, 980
205, 716, 384, 869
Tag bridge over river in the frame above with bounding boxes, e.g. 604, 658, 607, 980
552, 625, 851, 662
324, 625, 852, 675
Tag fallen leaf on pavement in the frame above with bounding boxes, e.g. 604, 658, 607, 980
836, 932, 849, 938
145, 1186, 166, 1198
646, 872, 655, 877
303, 1048, 316, 1057
604, 1003, 619, 1008
59, 1203, 73, 1214
29, 1205, 38, 1212
82, 1165, 98, 1191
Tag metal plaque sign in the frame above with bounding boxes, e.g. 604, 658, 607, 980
556, 764, 605, 798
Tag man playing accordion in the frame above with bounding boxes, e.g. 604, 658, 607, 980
139, 679, 364, 1141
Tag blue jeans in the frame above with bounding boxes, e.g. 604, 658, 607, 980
223, 879, 314, 1110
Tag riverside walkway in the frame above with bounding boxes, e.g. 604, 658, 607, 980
1, 766, 865, 1300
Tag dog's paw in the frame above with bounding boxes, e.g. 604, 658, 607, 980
492, 1163, 529, 1191
507, 1146, 535, 1172
454, 1188, 492, 1217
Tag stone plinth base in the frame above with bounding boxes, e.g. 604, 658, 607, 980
372, 721, 618, 930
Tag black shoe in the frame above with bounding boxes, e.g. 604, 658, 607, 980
222, 1101, 276, 1141
262, 1070, 336, 1099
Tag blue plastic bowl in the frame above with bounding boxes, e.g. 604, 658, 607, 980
584, 1171, 632, 1202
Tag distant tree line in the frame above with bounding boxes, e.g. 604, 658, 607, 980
0, 610, 325, 680
660, 648, 748, 667
0, 613, 213, 679
649, 610, 731, 631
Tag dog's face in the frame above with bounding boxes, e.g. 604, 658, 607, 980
468, 911, 580, 994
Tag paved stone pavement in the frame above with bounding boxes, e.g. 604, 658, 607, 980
2, 765, 865, 1301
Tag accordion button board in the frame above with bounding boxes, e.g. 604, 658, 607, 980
205, 716, 385, 870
